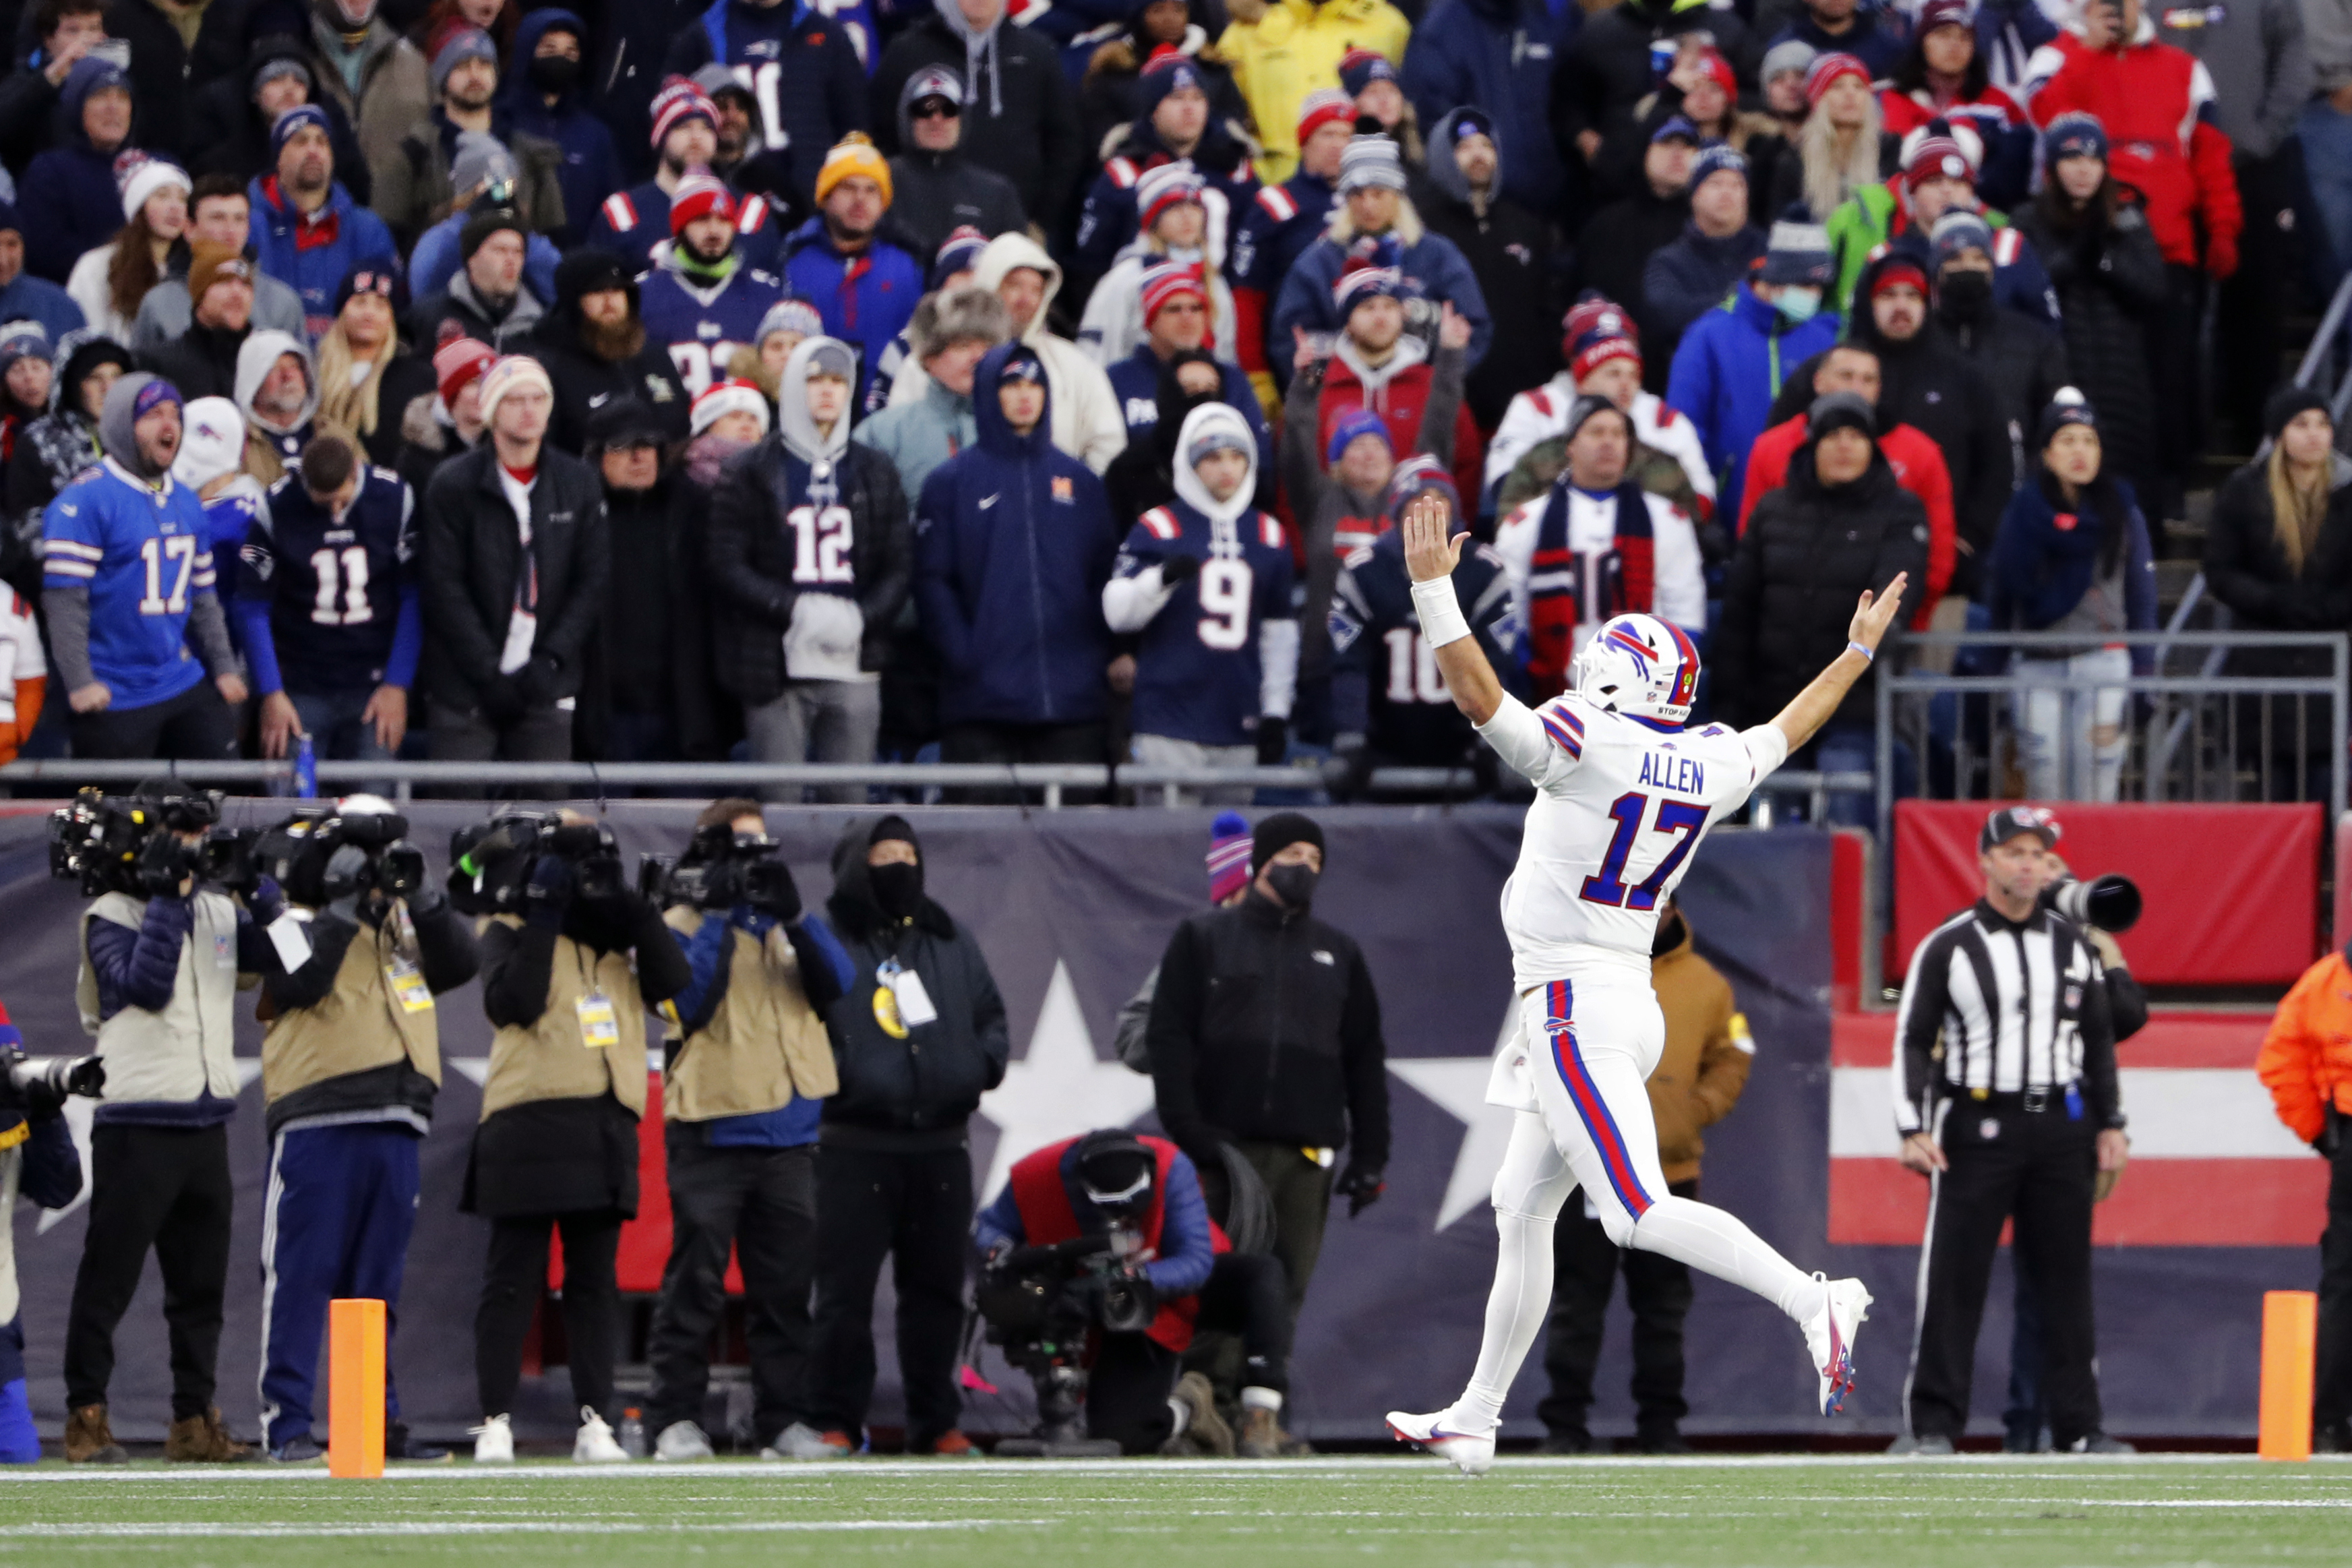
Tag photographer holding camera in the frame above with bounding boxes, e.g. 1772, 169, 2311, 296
458, 808, 690, 1465
0, 998, 91, 1464
640, 800, 855, 1463
248, 795, 479, 1464
60, 779, 284, 1464
975, 1129, 1298, 1457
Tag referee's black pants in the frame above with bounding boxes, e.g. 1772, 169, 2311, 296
1908, 1099, 2103, 1446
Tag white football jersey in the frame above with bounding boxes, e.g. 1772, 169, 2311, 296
1476, 690, 1789, 988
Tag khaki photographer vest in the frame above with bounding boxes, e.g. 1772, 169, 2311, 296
261, 917, 442, 1107
475, 915, 649, 1122
75, 891, 244, 1106
659, 908, 839, 1122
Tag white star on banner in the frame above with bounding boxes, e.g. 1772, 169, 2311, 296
1387, 999, 1525, 1231
40, 1059, 264, 1233
975, 959, 1159, 1201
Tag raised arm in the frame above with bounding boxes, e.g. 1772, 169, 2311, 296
1761, 574, 1908, 756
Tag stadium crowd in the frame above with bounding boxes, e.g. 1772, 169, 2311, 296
0, 0, 2321, 800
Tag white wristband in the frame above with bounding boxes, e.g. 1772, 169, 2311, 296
1846, 640, 1875, 663
1410, 576, 1472, 648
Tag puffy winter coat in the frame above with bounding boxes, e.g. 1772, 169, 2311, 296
417, 442, 609, 716
2013, 195, 2169, 504
1935, 293, 2072, 495
2204, 455, 2352, 665
2023, 24, 2242, 270
1663, 284, 1840, 522
247, 176, 398, 340
1398, 0, 1571, 213
1739, 413, 1955, 619
2258, 948, 2352, 1145
704, 429, 911, 702
1271, 199, 1493, 371
1215, 0, 1410, 184
1714, 438, 1929, 729
499, 9, 626, 249
913, 340, 1122, 727
1548, 0, 1759, 206
820, 816, 1010, 1147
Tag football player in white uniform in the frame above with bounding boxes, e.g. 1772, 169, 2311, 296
1385, 492, 1907, 1474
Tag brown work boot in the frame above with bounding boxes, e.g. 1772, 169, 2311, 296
65, 1404, 128, 1464
1236, 1406, 1291, 1458
164, 1408, 255, 1463
1170, 1373, 1233, 1457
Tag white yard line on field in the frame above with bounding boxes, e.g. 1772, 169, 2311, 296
0, 1518, 1047, 1538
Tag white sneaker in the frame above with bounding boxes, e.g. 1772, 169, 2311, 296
760, 1422, 851, 1461
1801, 1275, 1873, 1416
653, 1420, 714, 1461
469, 1414, 514, 1464
1385, 1408, 1496, 1476
574, 1408, 630, 1464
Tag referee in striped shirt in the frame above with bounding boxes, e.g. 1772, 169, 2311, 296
1888, 806, 2132, 1455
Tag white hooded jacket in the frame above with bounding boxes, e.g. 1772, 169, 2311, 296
889, 231, 1127, 474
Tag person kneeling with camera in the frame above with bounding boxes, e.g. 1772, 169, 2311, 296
642, 800, 855, 1462
249, 795, 479, 1463
459, 810, 690, 1464
0, 998, 92, 1464
974, 1130, 1298, 1457
59, 779, 284, 1464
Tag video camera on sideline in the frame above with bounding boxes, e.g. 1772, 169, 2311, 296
638, 822, 796, 912
253, 799, 425, 909
448, 812, 623, 915
49, 785, 236, 898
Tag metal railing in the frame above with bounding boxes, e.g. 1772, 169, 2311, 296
2293, 268, 2352, 448
1873, 629, 2351, 849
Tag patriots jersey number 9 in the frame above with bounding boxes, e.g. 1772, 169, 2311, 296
1197, 560, 1252, 650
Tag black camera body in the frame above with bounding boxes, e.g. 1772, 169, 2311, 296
642, 824, 795, 913
450, 812, 622, 915
50, 787, 224, 898
255, 806, 422, 908
976, 1235, 1151, 1459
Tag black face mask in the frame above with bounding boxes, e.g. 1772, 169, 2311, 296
870, 859, 925, 920
1265, 862, 1319, 911
528, 55, 581, 94
1936, 269, 1992, 322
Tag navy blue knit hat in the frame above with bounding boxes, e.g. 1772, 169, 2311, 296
2045, 111, 2108, 165
2037, 386, 2098, 448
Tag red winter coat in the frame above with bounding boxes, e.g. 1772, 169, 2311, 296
1740, 414, 1954, 625
2024, 28, 2241, 272
1315, 346, 1484, 520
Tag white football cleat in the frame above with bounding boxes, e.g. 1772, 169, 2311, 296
574, 1408, 630, 1463
1802, 1275, 1872, 1416
469, 1414, 514, 1464
1385, 1408, 1496, 1476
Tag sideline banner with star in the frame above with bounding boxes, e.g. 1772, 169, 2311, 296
0, 805, 2313, 1443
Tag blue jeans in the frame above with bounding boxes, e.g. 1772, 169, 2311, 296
289, 688, 395, 763
1797, 721, 1915, 831
2302, 100, 2352, 295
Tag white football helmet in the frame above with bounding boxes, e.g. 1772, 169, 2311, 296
1573, 613, 1700, 726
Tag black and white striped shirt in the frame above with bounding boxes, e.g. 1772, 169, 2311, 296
1892, 901, 2123, 1136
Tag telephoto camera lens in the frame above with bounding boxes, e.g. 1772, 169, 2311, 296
2051, 873, 2142, 933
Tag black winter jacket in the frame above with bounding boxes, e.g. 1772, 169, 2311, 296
141, 322, 249, 404
1145, 888, 1391, 1168
185, 34, 371, 199
2014, 195, 2168, 506
418, 442, 609, 717
1715, 442, 1929, 729
820, 817, 1010, 1150
576, 471, 729, 762
1934, 294, 2071, 497
703, 432, 911, 705
1573, 185, 1687, 392
518, 262, 690, 458
884, 63, 1029, 262
1549, 0, 1759, 208
2204, 456, 2352, 678
871, 14, 1083, 227
100, 0, 245, 161
1420, 111, 1561, 430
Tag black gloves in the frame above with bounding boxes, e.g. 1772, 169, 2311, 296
746, 862, 802, 923
1336, 1159, 1385, 1217
1255, 715, 1288, 766
1159, 555, 1201, 587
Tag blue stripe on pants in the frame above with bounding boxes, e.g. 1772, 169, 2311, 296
258, 1122, 422, 1449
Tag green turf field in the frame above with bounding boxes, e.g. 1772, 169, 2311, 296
1, 1455, 2349, 1565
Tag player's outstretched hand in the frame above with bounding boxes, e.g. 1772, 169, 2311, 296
1401, 492, 1462, 584
1848, 571, 1909, 654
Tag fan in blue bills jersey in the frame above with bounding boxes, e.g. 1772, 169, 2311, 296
233, 432, 423, 763
1328, 456, 1519, 790
1102, 400, 1298, 790
638, 173, 789, 399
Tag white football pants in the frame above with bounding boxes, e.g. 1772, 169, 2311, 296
1445, 975, 1823, 1433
